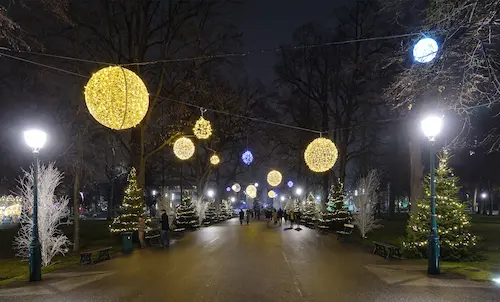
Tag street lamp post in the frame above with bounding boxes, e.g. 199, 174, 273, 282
24, 129, 47, 282
421, 116, 443, 275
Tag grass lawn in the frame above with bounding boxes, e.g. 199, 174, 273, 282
0, 220, 120, 286
351, 213, 500, 281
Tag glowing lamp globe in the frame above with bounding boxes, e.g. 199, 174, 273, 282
210, 154, 220, 165
267, 170, 282, 187
84, 66, 149, 130
304, 137, 338, 173
246, 185, 257, 199
421, 116, 442, 141
173, 137, 195, 160
193, 116, 212, 139
268, 190, 277, 199
413, 38, 438, 63
287, 181, 294, 188
24, 129, 47, 152
231, 183, 241, 193
241, 150, 253, 165
226, 186, 231, 192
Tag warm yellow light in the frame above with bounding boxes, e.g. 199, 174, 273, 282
193, 116, 212, 139
84, 66, 149, 130
304, 137, 338, 172
267, 170, 282, 187
268, 190, 277, 198
246, 185, 257, 199
4, 204, 21, 216
173, 137, 195, 160
210, 154, 220, 165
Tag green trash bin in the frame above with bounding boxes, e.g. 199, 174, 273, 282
121, 232, 133, 254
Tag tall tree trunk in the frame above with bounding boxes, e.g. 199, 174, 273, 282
73, 171, 80, 252
473, 186, 478, 214
409, 136, 423, 213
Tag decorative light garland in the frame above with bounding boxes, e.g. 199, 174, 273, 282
84, 66, 149, 130
210, 154, 220, 165
267, 170, 282, 187
268, 190, 277, 198
246, 185, 257, 199
241, 150, 253, 165
231, 183, 241, 193
193, 112, 212, 139
304, 137, 338, 172
173, 137, 195, 160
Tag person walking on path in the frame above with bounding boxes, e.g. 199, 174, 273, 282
239, 209, 244, 225
138, 216, 146, 248
272, 209, 278, 225
289, 211, 295, 229
277, 208, 283, 226
160, 210, 170, 247
246, 210, 250, 225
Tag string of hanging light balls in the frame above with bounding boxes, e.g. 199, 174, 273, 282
245, 184, 257, 199
173, 136, 195, 160
193, 109, 213, 139
210, 154, 220, 165
304, 137, 338, 173
267, 170, 282, 187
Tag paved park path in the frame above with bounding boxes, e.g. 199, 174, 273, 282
0, 218, 499, 301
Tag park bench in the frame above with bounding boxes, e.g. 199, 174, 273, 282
373, 241, 402, 259
145, 234, 161, 246
172, 228, 185, 239
336, 224, 354, 242
80, 246, 112, 265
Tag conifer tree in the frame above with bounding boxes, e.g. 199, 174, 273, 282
174, 194, 199, 230
110, 168, 143, 233
318, 182, 350, 231
302, 193, 318, 227
404, 152, 477, 261
203, 200, 217, 225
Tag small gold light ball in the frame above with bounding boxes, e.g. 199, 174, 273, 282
246, 185, 257, 199
268, 190, 277, 198
84, 66, 149, 130
267, 170, 282, 187
173, 137, 195, 160
304, 137, 338, 172
193, 116, 212, 139
210, 154, 220, 165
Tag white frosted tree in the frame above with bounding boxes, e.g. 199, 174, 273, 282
194, 197, 208, 225
353, 170, 382, 239
13, 162, 71, 267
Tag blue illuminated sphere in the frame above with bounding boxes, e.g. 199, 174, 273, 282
241, 150, 253, 165
287, 181, 294, 188
413, 37, 438, 63
226, 186, 231, 192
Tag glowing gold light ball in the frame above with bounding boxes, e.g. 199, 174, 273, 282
304, 137, 338, 172
210, 154, 220, 165
193, 116, 212, 139
84, 66, 149, 130
246, 185, 257, 199
173, 137, 195, 160
267, 170, 282, 187
268, 190, 277, 198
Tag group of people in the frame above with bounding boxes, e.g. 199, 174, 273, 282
238, 207, 301, 228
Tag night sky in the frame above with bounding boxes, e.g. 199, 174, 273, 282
238, 0, 338, 84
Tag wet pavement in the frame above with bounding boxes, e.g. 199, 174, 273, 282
1, 218, 499, 301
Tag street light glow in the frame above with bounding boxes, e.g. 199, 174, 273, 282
152, 190, 157, 196
421, 116, 443, 141
413, 37, 439, 63
316, 195, 321, 201
207, 189, 215, 198
254, 183, 259, 187
481, 192, 488, 199
280, 196, 285, 202
230, 196, 236, 202
295, 187, 303, 195
24, 129, 47, 152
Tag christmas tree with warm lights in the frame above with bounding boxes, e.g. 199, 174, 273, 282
174, 194, 199, 230
110, 168, 143, 233
203, 200, 217, 225
318, 182, 349, 231
404, 152, 477, 261
301, 193, 318, 228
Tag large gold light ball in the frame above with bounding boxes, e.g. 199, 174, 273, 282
267, 170, 282, 187
210, 154, 220, 165
84, 66, 149, 130
304, 137, 338, 172
246, 185, 257, 199
193, 116, 212, 139
173, 137, 195, 160
268, 190, 277, 199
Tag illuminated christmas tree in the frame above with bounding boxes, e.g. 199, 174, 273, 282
318, 182, 350, 231
301, 193, 318, 227
174, 194, 199, 230
404, 152, 477, 261
110, 168, 143, 233
203, 200, 217, 225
